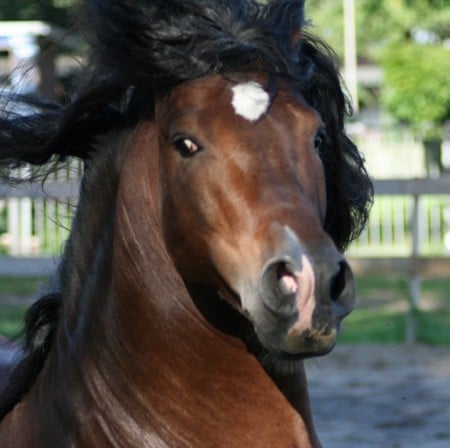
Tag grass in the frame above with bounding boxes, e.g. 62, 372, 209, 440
0, 276, 49, 297
0, 274, 449, 345
338, 309, 407, 344
338, 275, 450, 345
414, 309, 450, 345
0, 304, 28, 339
0, 276, 50, 338
339, 308, 450, 345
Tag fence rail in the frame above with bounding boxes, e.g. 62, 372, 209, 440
0, 181, 80, 200
350, 256, 450, 279
373, 178, 450, 195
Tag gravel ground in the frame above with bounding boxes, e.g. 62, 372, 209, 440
306, 344, 450, 448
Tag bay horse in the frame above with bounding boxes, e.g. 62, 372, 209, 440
0, 1, 372, 446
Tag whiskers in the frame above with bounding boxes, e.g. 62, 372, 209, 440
258, 349, 306, 375
243, 328, 305, 375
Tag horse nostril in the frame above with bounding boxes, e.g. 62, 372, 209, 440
260, 258, 301, 316
330, 261, 349, 302
276, 262, 299, 296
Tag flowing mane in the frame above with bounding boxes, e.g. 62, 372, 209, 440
0, 0, 371, 247
0, 1, 372, 446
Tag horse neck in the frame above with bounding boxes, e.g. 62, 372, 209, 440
30, 123, 318, 447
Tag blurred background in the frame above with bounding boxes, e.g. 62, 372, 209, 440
0, 1, 448, 447
305, 0, 450, 347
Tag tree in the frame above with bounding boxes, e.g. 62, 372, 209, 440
381, 40, 450, 176
305, 0, 450, 175
0, 0, 78, 28
381, 43, 450, 128
305, 0, 450, 61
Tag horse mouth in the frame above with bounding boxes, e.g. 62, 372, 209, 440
254, 318, 338, 353
247, 323, 338, 373
214, 272, 343, 357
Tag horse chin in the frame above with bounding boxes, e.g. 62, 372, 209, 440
250, 317, 340, 374
255, 344, 335, 375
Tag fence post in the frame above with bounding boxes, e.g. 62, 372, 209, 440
406, 193, 420, 344
7, 197, 33, 256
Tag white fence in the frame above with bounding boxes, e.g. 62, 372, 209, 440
349, 179, 450, 257
1, 175, 449, 259
0, 161, 81, 256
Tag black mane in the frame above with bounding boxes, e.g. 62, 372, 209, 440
0, 0, 373, 420
0, 0, 309, 166
84, 0, 306, 89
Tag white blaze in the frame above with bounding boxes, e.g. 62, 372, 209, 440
231, 82, 270, 121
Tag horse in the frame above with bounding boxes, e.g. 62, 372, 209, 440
0, 1, 372, 446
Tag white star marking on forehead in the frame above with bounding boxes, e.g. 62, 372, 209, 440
231, 82, 270, 122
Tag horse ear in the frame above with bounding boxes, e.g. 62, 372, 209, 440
265, 0, 305, 50
290, 0, 305, 49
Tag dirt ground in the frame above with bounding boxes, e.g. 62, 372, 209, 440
305, 344, 450, 448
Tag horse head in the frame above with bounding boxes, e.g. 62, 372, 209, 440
156, 74, 355, 366
80, 0, 370, 369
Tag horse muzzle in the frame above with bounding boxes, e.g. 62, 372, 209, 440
245, 225, 355, 358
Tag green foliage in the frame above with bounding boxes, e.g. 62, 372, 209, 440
305, 0, 450, 116
305, 0, 450, 61
381, 42, 450, 127
0, 0, 79, 27
305, 0, 344, 59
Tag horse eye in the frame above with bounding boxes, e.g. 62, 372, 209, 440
314, 130, 326, 152
173, 137, 202, 158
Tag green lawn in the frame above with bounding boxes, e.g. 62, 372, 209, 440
0, 276, 50, 339
338, 276, 450, 345
338, 307, 450, 345
1, 275, 449, 345
0, 303, 28, 339
0, 276, 49, 296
